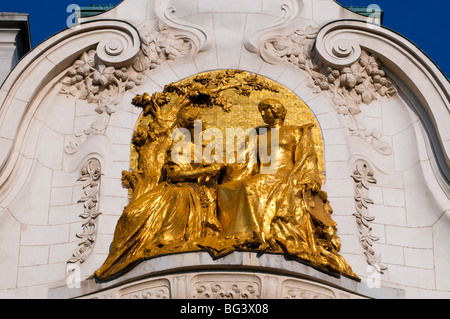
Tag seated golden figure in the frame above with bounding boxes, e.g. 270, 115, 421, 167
216, 98, 357, 278
93, 107, 224, 279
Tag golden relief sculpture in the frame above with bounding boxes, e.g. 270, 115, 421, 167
93, 70, 358, 281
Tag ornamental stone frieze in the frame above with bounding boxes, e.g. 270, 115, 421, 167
49, 252, 403, 299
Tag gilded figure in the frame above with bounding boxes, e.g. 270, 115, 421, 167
94, 107, 224, 279
216, 98, 357, 278
93, 71, 358, 281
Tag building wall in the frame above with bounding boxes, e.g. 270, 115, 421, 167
0, 13, 31, 85
0, 0, 448, 298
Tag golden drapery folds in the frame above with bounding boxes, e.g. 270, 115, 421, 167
93, 70, 358, 281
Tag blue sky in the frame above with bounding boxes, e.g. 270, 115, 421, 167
1, 0, 449, 79
336, 0, 450, 80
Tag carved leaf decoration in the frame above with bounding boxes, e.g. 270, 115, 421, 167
290, 43, 304, 58
371, 128, 382, 140
165, 36, 188, 59
94, 103, 106, 114
78, 176, 93, 189
79, 211, 92, 219
340, 68, 358, 89
359, 51, 369, 66
359, 210, 376, 227
304, 25, 318, 38
337, 106, 348, 115
133, 53, 150, 73
81, 78, 100, 103
61, 24, 199, 156
372, 138, 391, 153
331, 96, 347, 107
255, 26, 398, 155
91, 211, 102, 219
67, 255, 81, 264
89, 120, 107, 133
68, 159, 102, 266
352, 160, 386, 273
348, 105, 361, 115
105, 105, 116, 115
272, 37, 291, 51
92, 64, 114, 87
355, 84, 375, 105
362, 175, 377, 189
366, 252, 387, 271
73, 50, 96, 76
353, 165, 377, 189
361, 196, 374, 209
62, 76, 74, 86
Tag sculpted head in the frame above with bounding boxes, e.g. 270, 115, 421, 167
258, 98, 287, 126
177, 106, 201, 128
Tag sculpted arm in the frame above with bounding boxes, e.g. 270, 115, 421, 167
165, 161, 224, 182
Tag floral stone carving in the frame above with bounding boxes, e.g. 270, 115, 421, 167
283, 286, 333, 299
60, 23, 194, 154
260, 26, 397, 155
132, 23, 193, 73
120, 286, 170, 299
351, 160, 387, 273
67, 158, 102, 266
60, 49, 143, 154
193, 282, 259, 299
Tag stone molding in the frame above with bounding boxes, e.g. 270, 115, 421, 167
81, 272, 358, 299
48, 252, 405, 299
154, 0, 211, 53
243, 0, 300, 56
0, 13, 209, 198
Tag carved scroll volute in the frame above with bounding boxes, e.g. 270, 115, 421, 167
244, 0, 300, 60
314, 23, 362, 69
96, 25, 141, 67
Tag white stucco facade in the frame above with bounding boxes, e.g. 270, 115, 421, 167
0, 0, 448, 299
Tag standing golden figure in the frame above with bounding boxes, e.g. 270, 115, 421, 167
93, 70, 358, 281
